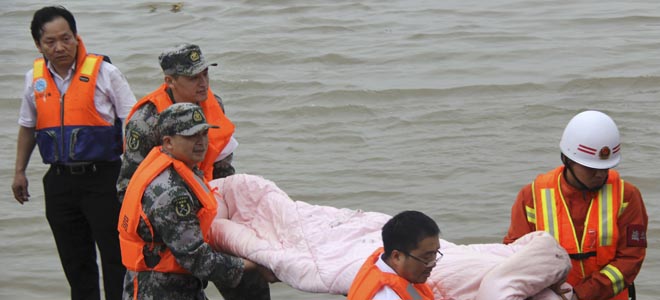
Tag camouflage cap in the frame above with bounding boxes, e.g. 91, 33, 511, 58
158, 43, 217, 76
158, 103, 219, 137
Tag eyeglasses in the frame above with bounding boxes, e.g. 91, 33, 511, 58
400, 250, 443, 267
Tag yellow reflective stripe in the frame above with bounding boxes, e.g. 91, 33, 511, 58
540, 188, 559, 239
619, 201, 628, 217
525, 205, 536, 224
79, 56, 100, 76
600, 264, 625, 295
599, 184, 614, 246
34, 60, 45, 78
619, 180, 627, 217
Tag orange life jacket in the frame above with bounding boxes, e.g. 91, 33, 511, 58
33, 36, 122, 164
530, 166, 628, 299
126, 83, 234, 181
348, 248, 434, 300
118, 146, 218, 274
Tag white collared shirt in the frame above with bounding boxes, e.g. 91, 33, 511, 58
19, 59, 136, 127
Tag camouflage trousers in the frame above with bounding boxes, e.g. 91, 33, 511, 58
215, 270, 270, 300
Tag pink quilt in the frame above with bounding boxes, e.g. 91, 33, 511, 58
209, 174, 573, 300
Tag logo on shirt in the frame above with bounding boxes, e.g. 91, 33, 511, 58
34, 78, 47, 93
174, 196, 193, 218
127, 130, 140, 151
627, 224, 647, 247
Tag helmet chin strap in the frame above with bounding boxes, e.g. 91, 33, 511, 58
561, 154, 607, 192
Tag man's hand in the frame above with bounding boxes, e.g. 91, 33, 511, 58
549, 280, 572, 300
242, 259, 279, 283
12, 173, 30, 204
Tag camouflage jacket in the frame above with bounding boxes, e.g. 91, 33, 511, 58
122, 165, 243, 300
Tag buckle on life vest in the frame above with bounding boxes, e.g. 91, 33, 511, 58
569, 251, 596, 260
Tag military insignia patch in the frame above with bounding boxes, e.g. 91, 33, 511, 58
174, 196, 193, 217
190, 51, 200, 62
192, 110, 203, 122
127, 130, 141, 151
598, 146, 611, 160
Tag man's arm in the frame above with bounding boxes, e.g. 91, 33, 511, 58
572, 182, 648, 299
116, 103, 160, 202
102, 62, 137, 121
503, 184, 536, 244
151, 181, 244, 288
12, 126, 36, 204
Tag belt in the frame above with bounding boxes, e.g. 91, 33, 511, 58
52, 161, 118, 175
569, 251, 597, 260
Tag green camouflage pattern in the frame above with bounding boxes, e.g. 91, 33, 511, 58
122, 165, 244, 300
158, 102, 219, 137
117, 102, 160, 203
159, 43, 217, 76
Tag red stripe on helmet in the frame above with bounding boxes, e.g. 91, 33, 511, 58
577, 144, 597, 155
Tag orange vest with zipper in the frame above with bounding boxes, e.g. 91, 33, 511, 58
118, 146, 218, 274
348, 248, 434, 300
126, 83, 235, 181
531, 166, 627, 300
33, 37, 122, 164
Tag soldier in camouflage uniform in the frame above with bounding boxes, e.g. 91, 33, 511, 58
117, 43, 237, 204
118, 103, 275, 300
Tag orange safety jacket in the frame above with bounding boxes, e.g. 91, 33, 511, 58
118, 146, 218, 274
348, 248, 434, 300
529, 166, 628, 300
33, 36, 122, 164
126, 83, 234, 181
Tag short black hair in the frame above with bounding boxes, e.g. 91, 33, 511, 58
382, 210, 440, 259
30, 6, 77, 43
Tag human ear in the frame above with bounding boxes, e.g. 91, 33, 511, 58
162, 136, 173, 151
164, 75, 174, 87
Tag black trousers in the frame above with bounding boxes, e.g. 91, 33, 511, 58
43, 161, 125, 300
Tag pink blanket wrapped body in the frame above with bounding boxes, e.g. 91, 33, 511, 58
209, 174, 573, 300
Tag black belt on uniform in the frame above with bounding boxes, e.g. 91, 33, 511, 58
52, 161, 119, 175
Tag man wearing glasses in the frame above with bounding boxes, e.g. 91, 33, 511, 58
348, 210, 441, 300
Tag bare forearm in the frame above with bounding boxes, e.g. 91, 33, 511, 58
15, 126, 36, 174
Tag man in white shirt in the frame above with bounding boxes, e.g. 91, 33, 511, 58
11, 6, 136, 300
348, 210, 441, 300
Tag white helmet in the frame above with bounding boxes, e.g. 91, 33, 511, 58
559, 110, 621, 169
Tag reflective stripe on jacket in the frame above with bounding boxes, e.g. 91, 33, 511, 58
529, 166, 628, 299
118, 146, 218, 274
126, 83, 234, 181
33, 37, 122, 164
347, 248, 434, 300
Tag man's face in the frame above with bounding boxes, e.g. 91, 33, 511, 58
164, 129, 209, 168
570, 162, 609, 190
394, 235, 440, 284
166, 68, 210, 103
35, 16, 78, 73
